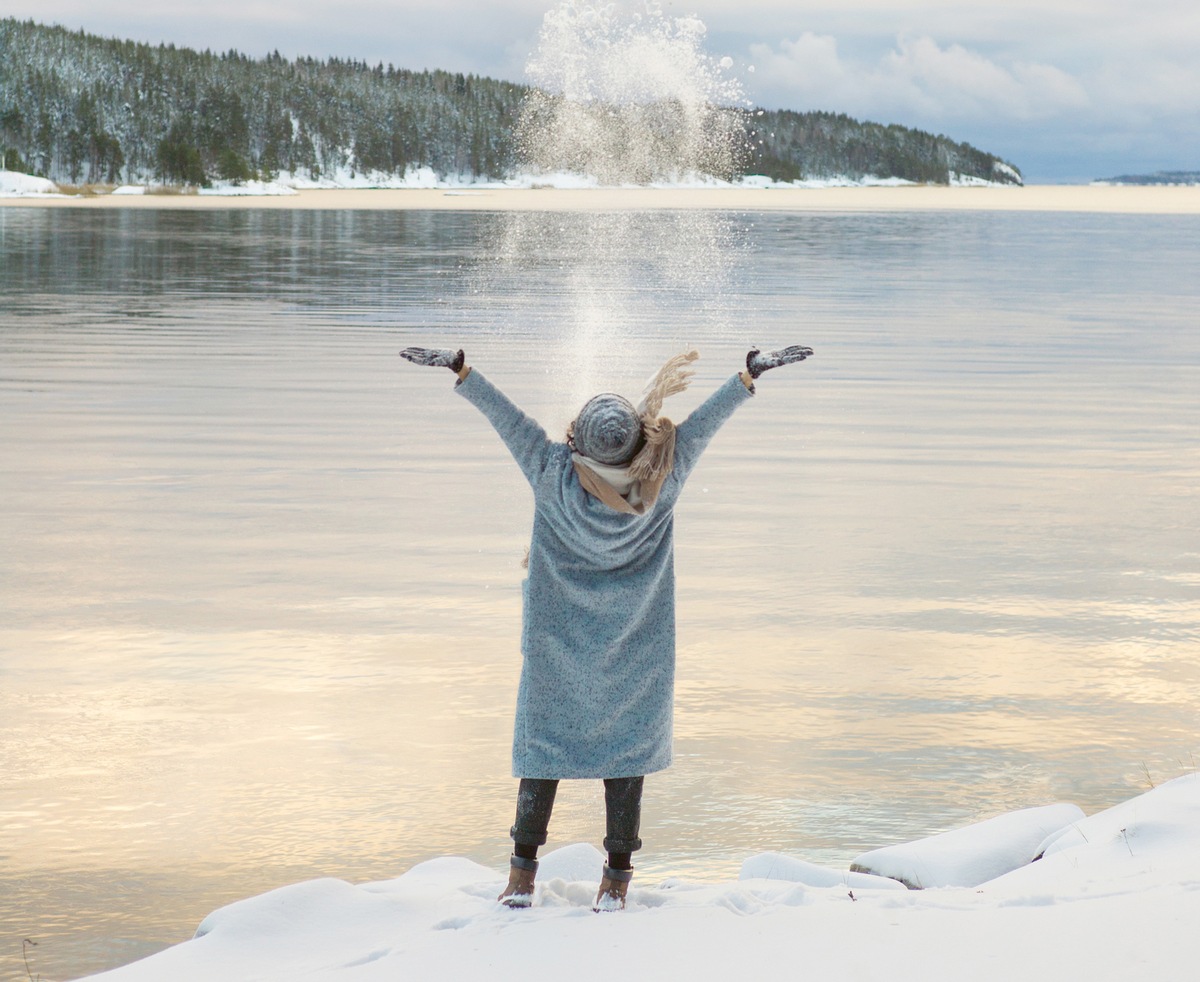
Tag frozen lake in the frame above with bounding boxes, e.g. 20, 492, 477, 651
2, 202, 1198, 979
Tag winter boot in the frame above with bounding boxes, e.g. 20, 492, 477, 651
498, 855, 538, 909
593, 864, 633, 912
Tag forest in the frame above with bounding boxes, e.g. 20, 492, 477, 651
0, 17, 1023, 187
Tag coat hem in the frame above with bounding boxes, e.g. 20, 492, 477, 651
513, 761, 671, 780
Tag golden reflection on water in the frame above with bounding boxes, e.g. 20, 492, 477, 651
3, 206, 1199, 980
10, 553, 1196, 975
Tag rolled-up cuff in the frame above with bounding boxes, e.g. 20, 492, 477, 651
603, 835, 643, 854
510, 824, 550, 847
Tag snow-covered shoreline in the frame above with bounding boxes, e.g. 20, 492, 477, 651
85, 773, 1199, 981
1, 164, 1012, 201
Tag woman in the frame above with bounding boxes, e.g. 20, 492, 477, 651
400, 343, 812, 910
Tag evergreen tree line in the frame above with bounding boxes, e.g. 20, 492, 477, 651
0, 17, 1022, 187
746, 109, 1022, 185
1099, 171, 1200, 186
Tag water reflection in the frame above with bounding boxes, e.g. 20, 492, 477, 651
1, 206, 1198, 979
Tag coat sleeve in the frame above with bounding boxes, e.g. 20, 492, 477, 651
671, 374, 754, 481
454, 368, 556, 485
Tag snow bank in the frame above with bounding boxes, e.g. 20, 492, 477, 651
740, 851, 908, 889
984, 772, 1200, 898
992, 161, 1024, 184
950, 170, 1022, 188
84, 775, 1200, 982
741, 174, 920, 189
197, 179, 298, 196
274, 165, 467, 190
0, 166, 1018, 197
848, 803, 1085, 888
505, 170, 755, 189
0, 169, 60, 196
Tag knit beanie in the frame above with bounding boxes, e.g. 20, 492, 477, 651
571, 393, 644, 465
568, 350, 700, 506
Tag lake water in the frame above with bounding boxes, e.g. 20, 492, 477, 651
2, 203, 1198, 980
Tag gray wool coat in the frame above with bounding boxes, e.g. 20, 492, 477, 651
456, 368, 753, 779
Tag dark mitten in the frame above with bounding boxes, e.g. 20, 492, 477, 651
746, 344, 813, 379
400, 346, 465, 372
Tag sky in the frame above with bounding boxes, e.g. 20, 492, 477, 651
7, 0, 1199, 183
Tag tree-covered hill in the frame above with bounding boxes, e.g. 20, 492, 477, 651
0, 18, 520, 185
1096, 171, 1200, 186
746, 108, 1023, 186
0, 17, 1022, 187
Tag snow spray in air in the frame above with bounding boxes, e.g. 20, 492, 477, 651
480, 1, 754, 411
517, 0, 749, 185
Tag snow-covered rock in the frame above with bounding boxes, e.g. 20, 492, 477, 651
849, 803, 1086, 888
982, 773, 1200, 897
0, 169, 59, 196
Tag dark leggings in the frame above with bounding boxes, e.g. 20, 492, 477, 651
510, 776, 644, 870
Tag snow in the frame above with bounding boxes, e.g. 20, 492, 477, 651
0, 169, 60, 196
508, 172, 980, 190
992, 161, 1024, 184
274, 165, 464, 190
740, 853, 908, 890
197, 179, 298, 196
848, 803, 1086, 888
951, 171, 1019, 187
742, 173, 923, 188
84, 774, 1200, 981
0, 166, 1017, 198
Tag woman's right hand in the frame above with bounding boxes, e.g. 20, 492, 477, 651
746, 345, 813, 378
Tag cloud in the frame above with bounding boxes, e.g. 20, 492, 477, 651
739, 20, 1200, 179
10, 0, 547, 75
747, 32, 1089, 124
1086, 54, 1200, 122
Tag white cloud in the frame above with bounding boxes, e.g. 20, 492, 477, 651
1086, 55, 1200, 122
748, 32, 1089, 124
743, 23, 1200, 179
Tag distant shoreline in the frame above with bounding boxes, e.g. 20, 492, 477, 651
5, 185, 1200, 214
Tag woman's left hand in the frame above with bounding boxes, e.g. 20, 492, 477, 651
746, 345, 814, 378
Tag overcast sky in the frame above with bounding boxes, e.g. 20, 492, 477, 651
9, 0, 1199, 182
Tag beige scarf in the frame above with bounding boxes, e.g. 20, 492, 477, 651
571, 350, 699, 515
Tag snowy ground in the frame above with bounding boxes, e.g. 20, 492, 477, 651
1, 166, 1021, 199
86, 773, 1199, 981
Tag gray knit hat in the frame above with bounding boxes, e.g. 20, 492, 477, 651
570, 393, 644, 465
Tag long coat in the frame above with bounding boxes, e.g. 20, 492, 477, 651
456, 369, 753, 779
